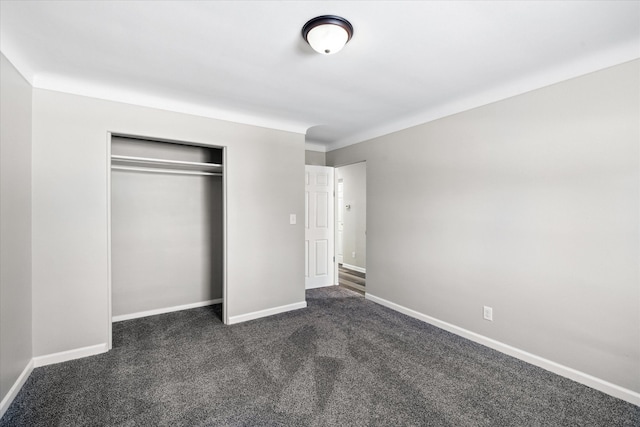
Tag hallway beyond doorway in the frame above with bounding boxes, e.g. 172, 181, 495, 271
338, 264, 365, 294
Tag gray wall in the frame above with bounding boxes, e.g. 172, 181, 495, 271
111, 137, 223, 317
32, 88, 305, 357
327, 60, 640, 392
0, 54, 32, 403
336, 162, 366, 270
305, 150, 326, 166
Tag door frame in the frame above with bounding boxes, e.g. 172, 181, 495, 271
332, 160, 367, 292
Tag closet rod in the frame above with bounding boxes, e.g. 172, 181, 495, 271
111, 165, 222, 177
111, 154, 223, 169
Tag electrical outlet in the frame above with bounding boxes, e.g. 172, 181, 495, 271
483, 306, 493, 321
352, 251, 356, 258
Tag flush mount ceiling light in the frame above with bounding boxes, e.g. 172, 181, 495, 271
302, 15, 354, 55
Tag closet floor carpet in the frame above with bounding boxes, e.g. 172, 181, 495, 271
2, 287, 638, 426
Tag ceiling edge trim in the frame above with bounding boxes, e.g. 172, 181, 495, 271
30, 74, 309, 135
304, 142, 328, 152
0, 46, 35, 85
326, 41, 640, 152
2, 38, 307, 133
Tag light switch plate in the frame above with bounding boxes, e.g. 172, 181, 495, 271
290, 214, 296, 225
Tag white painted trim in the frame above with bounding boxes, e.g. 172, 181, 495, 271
106, 132, 113, 350
227, 301, 307, 325
4, 36, 636, 152
305, 282, 338, 290
341, 263, 366, 274
304, 142, 328, 152
365, 293, 640, 406
327, 49, 640, 152
0, 43, 35, 85
112, 299, 223, 322
33, 343, 108, 368
222, 146, 228, 325
0, 359, 34, 419
31, 74, 309, 135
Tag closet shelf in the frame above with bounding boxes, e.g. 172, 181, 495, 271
111, 154, 223, 173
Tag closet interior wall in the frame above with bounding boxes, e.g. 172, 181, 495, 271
110, 136, 223, 319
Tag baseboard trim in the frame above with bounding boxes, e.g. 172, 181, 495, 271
365, 293, 640, 406
33, 343, 109, 368
228, 301, 307, 325
112, 298, 223, 322
0, 359, 34, 419
341, 263, 366, 274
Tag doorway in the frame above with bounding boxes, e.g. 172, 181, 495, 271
304, 165, 335, 289
335, 162, 366, 294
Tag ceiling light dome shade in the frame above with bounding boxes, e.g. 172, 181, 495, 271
302, 15, 353, 55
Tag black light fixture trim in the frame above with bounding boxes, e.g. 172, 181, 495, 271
301, 15, 354, 44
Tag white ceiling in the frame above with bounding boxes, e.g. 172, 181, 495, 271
1, 1, 638, 151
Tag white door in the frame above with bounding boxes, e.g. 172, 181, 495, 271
305, 165, 335, 289
336, 180, 344, 264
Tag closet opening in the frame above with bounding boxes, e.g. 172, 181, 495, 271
107, 134, 226, 349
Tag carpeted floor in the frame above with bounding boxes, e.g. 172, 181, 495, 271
2, 286, 638, 426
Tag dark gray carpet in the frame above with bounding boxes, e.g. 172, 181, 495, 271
2, 287, 638, 426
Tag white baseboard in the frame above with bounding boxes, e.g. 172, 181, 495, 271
341, 263, 366, 274
0, 359, 34, 419
112, 298, 223, 322
305, 282, 337, 290
365, 293, 640, 406
2, 343, 109, 416
33, 343, 109, 368
228, 301, 307, 325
